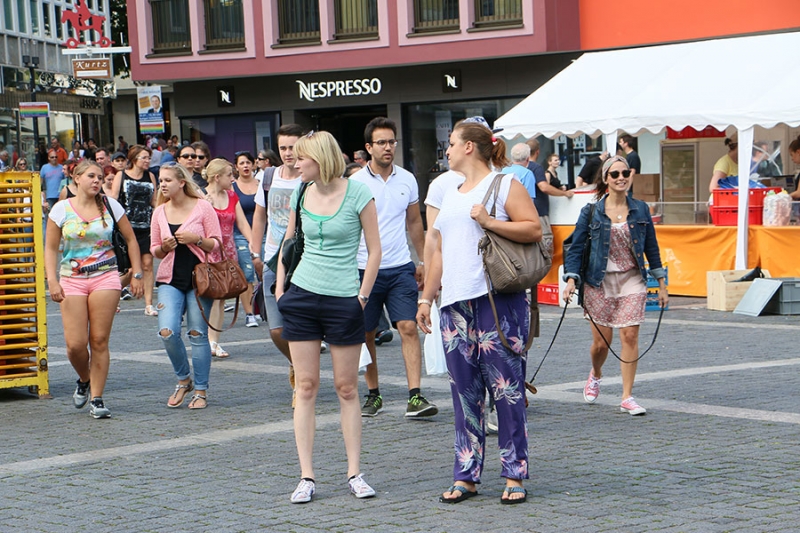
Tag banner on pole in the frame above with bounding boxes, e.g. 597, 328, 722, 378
19, 102, 50, 119
137, 86, 165, 135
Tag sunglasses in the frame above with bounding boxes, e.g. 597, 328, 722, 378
257, 157, 266, 161
196, 155, 207, 160
235, 151, 253, 158
180, 153, 197, 159
608, 170, 632, 179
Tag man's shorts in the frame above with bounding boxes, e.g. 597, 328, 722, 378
359, 261, 418, 332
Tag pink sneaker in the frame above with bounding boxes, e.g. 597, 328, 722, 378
583, 371, 601, 403
620, 396, 647, 416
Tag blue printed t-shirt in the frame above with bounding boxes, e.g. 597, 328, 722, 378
40, 163, 65, 200
49, 197, 126, 278
290, 180, 373, 298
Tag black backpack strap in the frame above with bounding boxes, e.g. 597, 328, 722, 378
262, 167, 276, 193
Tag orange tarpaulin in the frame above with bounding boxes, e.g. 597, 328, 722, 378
543, 225, 800, 297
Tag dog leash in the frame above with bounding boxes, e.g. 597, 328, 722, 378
586, 305, 665, 364
525, 301, 666, 395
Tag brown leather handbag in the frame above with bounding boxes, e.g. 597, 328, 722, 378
193, 237, 248, 331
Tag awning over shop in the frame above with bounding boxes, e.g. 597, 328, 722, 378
495, 30, 800, 270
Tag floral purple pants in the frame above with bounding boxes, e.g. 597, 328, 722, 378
440, 291, 529, 483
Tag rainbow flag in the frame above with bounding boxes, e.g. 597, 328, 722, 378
19, 102, 50, 118
140, 122, 165, 134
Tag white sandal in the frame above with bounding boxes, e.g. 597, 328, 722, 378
144, 305, 158, 316
210, 341, 230, 358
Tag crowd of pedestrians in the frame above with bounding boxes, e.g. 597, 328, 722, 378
31, 114, 667, 506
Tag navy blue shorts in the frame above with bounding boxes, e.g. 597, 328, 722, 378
277, 284, 365, 346
359, 262, 418, 332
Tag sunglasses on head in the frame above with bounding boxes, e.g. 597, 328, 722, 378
608, 170, 632, 179
235, 151, 253, 158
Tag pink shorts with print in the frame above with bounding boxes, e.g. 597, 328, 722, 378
60, 270, 121, 296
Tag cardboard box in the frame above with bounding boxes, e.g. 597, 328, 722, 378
707, 269, 771, 311
636, 173, 660, 196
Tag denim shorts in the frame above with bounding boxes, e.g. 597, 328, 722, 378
277, 284, 365, 346
359, 261, 418, 332
234, 232, 255, 284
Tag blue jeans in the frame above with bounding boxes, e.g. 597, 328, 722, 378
234, 232, 257, 284
157, 284, 214, 391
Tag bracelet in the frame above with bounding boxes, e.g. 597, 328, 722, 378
417, 299, 432, 307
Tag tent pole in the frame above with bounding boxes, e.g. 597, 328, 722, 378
735, 127, 754, 270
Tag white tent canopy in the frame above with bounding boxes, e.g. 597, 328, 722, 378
495, 31, 800, 269
495, 31, 800, 140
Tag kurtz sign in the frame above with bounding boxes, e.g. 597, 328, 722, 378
72, 58, 112, 80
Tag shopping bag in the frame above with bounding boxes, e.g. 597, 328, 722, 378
358, 343, 372, 374
424, 302, 448, 376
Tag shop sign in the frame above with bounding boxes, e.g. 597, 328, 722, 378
72, 59, 112, 80
442, 70, 461, 93
296, 78, 382, 103
217, 86, 235, 107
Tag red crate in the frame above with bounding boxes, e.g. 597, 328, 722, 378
537, 284, 560, 306
710, 206, 762, 226
712, 187, 781, 208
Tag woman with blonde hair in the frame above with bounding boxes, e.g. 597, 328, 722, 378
203, 157, 253, 357
275, 131, 381, 503
45, 160, 144, 418
150, 162, 222, 410
416, 117, 541, 504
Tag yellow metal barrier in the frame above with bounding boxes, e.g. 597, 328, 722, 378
0, 171, 49, 398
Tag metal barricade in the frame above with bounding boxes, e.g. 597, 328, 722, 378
0, 171, 49, 397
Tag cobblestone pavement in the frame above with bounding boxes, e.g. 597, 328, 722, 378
2, 295, 799, 532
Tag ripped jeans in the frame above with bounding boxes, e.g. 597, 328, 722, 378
157, 284, 214, 391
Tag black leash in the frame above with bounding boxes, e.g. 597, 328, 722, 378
586, 305, 665, 364
525, 301, 666, 395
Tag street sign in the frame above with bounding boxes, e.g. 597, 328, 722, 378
72, 58, 112, 80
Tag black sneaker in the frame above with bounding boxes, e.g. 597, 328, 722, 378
73, 379, 90, 409
89, 397, 111, 419
119, 287, 133, 301
375, 330, 393, 346
405, 394, 438, 418
361, 393, 383, 417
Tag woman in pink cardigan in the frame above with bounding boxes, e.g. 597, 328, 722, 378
150, 162, 222, 410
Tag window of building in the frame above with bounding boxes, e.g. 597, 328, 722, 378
333, 0, 377, 40
55, 5, 63, 39
149, 0, 192, 54
29, 0, 40, 35
3, 1, 13, 31
413, 0, 459, 33
203, 0, 245, 50
42, 2, 51, 37
16, 0, 27, 33
473, 0, 522, 28
277, 0, 320, 45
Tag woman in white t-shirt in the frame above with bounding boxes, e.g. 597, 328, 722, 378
45, 160, 144, 419
416, 118, 541, 505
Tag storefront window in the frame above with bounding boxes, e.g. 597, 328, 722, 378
181, 112, 280, 162
403, 97, 521, 209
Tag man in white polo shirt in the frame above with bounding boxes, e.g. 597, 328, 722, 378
350, 117, 436, 419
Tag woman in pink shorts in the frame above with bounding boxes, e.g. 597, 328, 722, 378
45, 160, 144, 419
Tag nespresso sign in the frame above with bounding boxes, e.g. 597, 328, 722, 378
296, 78, 382, 102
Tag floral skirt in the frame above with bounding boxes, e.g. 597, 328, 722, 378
584, 269, 646, 328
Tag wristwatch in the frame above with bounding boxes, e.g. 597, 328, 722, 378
358, 294, 369, 304
196, 237, 204, 247
250, 251, 260, 260
133, 272, 143, 280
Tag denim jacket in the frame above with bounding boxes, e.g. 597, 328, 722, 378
563, 196, 666, 288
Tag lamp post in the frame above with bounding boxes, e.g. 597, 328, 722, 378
22, 39, 40, 171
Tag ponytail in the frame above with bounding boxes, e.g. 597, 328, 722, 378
490, 137, 509, 170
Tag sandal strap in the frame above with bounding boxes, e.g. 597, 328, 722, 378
504, 486, 526, 494
447, 485, 470, 495
190, 393, 207, 401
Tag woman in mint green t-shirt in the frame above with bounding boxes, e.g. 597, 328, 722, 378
276, 130, 381, 504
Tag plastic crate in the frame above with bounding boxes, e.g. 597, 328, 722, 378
712, 187, 781, 208
710, 206, 762, 226
537, 284, 560, 306
764, 278, 800, 315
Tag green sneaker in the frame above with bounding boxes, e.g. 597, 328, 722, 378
361, 393, 383, 417
406, 394, 438, 418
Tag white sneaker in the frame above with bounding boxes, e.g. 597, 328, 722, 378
290, 479, 315, 504
348, 473, 376, 499
245, 314, 259, 328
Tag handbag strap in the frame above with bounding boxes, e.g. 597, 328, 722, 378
294, 182, 309, 238
200, 236, 225, 262
194, 291, 241, 333
480, 174, 505, 218
102, 195, 119, 227
483, 272, 535, 356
